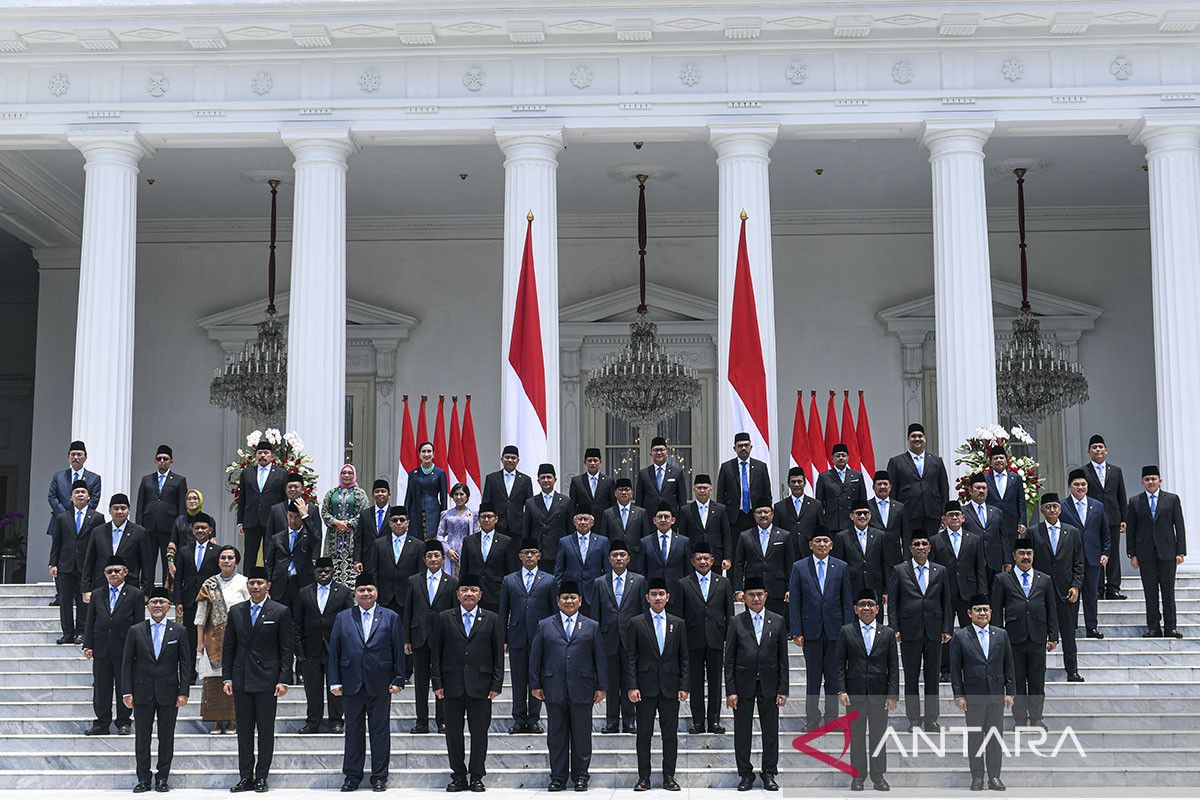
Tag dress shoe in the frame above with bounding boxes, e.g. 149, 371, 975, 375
633, 779, 651, 792
1165, 629, 1184, 639
939, 673, 951, 683
230, 778, 255, 793
850, 779, 865, 791
84, 725, 109, 736
508, 723, 525, 734
298, 723, 321, 734
438, 723, 447, 734
49, 598, 59, 607
801, 720, 820, 732
468, 779, 484, 792
1029, 719, 1048, 731
686, 723, 704, 734
117, 724, 132, 735
1066, 673, 1085, 683
922, 720, 941, 733
253, 778, 268, 793
761, 774, 779, 791
905, 718, 922, 732
708, 723, 726, 734
600, 723, 619, 734
1104, 591, 1127, 600
529, 723, 545, 734
737, 776, 755, 791
988, 777, 1006, 791
340, 777, 360, 792
1086, 629, 1104, 639
371, 779, 387, 792
155, 779, 170, 793
56, 635, 74, 645
410, 723, 430, 734
662, 778, 680, 791
1144, 629, 1164, 638
872, 777, 890, 791
970, 778, 985, 791
621, 724, 635, 734
547, 780, 565, 792
74, 635, 84, 644
332, 722, 345, 734
446, 778, 468, 793
134, 782, 152, 793
573, 777, 589, 791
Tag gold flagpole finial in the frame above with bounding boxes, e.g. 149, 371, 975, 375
527, 210, 534, 222
740, 209, 748, 221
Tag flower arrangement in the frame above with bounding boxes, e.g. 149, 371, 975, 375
226, 429, 319, 510
953, 424, 1042, 516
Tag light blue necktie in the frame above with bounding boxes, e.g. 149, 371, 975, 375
615, 574, 623, 605
621, 507, 629, 528
112, 526, 123, 553
660, 533, 669, 562
75, 509, 83, 534
655, 613, 666, 654
753, 612, 763, 643
157, 473, 165, 493
464, 610, 472, 636
879, 499, 888, 525
250, 604, 260, 626
1150, 494, 1158, 520
794, 497, 801, 517
914, 454, 923, 477
482, 532, 492, 561
196, 541, 206, 571
700, 574, 709, 601
657, 466, 664, 491
318, 584, 329, 612
505, 471, 514, 492
579, 534, 589, 559
258, 466, 267, 491
1077, 499, 1087, 525
544, 494, 553, 512
917, 564, 927, 594
362, 609, 372, 640
978, 504, 987, 527
1049, 525, 1059, 554
978, 627, 989, 657
72, 471, 80, 484
377, 507, 385, 531
393, 536, 403, 562
760, 529, 769, 556
525, 570, 534, 593
1021, 571, 1030, 597
838, 469, 846, 483
564, 616, 574, 640
951, 531, 961, 558
428, 573, 438, 603
817, 559, 826, 592
152, 622, 163, 658
287, 531, 298, 575
862, 623, 873, 653
740, 462, 751, 513
110, 586, 119, 610
590, 475, 597, 496
858, 529, 868, 554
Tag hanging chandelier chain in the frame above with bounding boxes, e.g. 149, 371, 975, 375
637, 174, 648, 314
1014, 168, 1030, 313
267, 178, 279, 315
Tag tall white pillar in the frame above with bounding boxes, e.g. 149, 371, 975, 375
496, 128, 562, 469
921, 121, 998, 474
1135, 118, 1200, 544
66, 133, 151, 503
710, 124, 779, 484
281, 129, 354, 496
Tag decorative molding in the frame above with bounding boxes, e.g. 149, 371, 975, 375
290, 25, 331, 48
46, 73, 70, 97
784, 61, 810, 85
507, 21, 545, 44
724, 17, 761, 40
145, 73, 170, 97
1050, 13, 1092, 35
938, 14, 979, 36
1001, 59, 1025, 82
0, 30, 27, 52
463, 67, 486, 91
397, 23, 437, 46
197, 293, 419, 349
183, 26, 226, 49
892, 60, 914, 85
1110, 57, 1135, 81
678, 63, 701, 87
358, 69, 382, 94
614, 18, 652, 41
76, 28, 119, 51
569, 65, 593, 90
561, 281, 716, 325
250, 71, 273, 95
833, 15, 872, 38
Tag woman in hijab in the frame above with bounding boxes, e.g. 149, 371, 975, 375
164, 488, 204, 587
321, 463, 369, 585
405, 441, 447, 540
436, 482, 478, 576
194, 544, 249, 734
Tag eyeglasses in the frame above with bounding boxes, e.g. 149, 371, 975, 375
856, 602, 878, 608
971, 606, 991, 613
852, 511, 871, 516
155, 456, 171, 461
104, 568, 125, 575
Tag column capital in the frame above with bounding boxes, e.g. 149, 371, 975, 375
32, 246, 81, 272
1132, 117, 1200, 153
708, 124, 778, 158
495, 127, 564, 162
280, 128, 357, 163
67, 132, 153, 167
919, 120, 994, 157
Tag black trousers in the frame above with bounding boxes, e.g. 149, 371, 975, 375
605, 643, 635, 727
901, 638, 941, 723
342, 691, 390, 782
1010, 640, 1047, 724
444, 695, 492, 780
58, 571, 85, 637
1053, 596, 1079, 674
847, 697, 889, 781
688, 647, 723, 727
1139, 556, 1178, 631
733, 692, 779, 777
233, 690, 278, 780
242, 527, 265, 570
546, 702, 593, 781
92, 648, 131, 728
509, 647, 541, 725
1083, 562, 1103, 631
301, 656, 343, 725
940, 600, 971, 676
180, 605, 199, 670
802, 636, 838, 724
143, 529, 172, 586
965, 696, 1005, 779
412, 647, 444, 727
134, 701, 178, 783
1103, 527, 1123, 592
635, 694, 680, 780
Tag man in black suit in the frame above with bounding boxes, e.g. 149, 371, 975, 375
1126, 466, 1187, 638
724, 576, 788, 792
961, 473, 1011, 592
836, 588, 899, 792
678, 473, 733, 572
403, 539, 459, 733
678, 541, 734, 734
949, 596, 1015, 792
626, 577, 689, 791
357, 479, 393, 544
788, 531, 854, 730
294, 557, 354, 734
775, 467, 826, 563
1085, 434, 1129, 600
636, 437, 688, 517
554, 505, 610, 617
868, 470, 909, 568
459, 503, 516, 613
222, 566, 293, 793
990, 538, 1058, 728
886, 423, 950, 538
481, 445, 534, 544
121, 586, 193, 793
1029, 493, 1085, 680
49, 480, 104, 643
366, 508, 423, 621
83, 494, 148, 594
170, 512, 220, 658
816, 443, 868, 535
135, 444, 189, 586
985, 445, 1027, 542
431, 574, 505, 792
266, 474, 323, 552
45, 440, 101, 607
716, 433, 772, 539
498, 538, 556, 734
931, 500, 989, 682
1061, 470, 1112, 639
732, 504, 791, 616
602, 478, 649, 564
834, 500, 889, 601
264, 502, 318, 613
639, 502, 691, 613
886, 533, 952, 732
570, 448, 616, 525
236, 440, 288, 570
523, 464, 574, 573
593, 539, 646, 734
83, 555, 145, 736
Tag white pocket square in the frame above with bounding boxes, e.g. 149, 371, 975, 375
165, 640, 178, 645
262, 620, 276, 625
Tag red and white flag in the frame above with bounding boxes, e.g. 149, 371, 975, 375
824, 391, 839, 467
416, 395, 429, 449
856, 391, 876, 477
462, 395, 483, 509
727, 213, 772, 471
503, 214, 550, 468
433, 395, 448, 478
807, 391, 828, 483
448, 397, 468, 504
789, 391, 815, 497
841, 391, 861, 473
396, 395, 418, 502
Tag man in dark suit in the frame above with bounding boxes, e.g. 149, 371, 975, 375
678, 541, 734, 734
836, 588, 899, 792
724, 576, 788, 791
868, 470, 909, 568
570, 448, 616, 524
594, 540, 647, 734
498, 538, 555, 734
816, 443, 868, 535
732, 504, 791, 616
716, 433, 772, 539
135, 444, 189, 586
554, 505, 610, 617
985, 445, 1027, 543
834, 500, 889, 601
1029, 494, 1085, 680
931, 501, 989, 682
83, 555, 146, 736
329, 572, 406, 792
480, 445, 534, 544
83, 494, 148, 594
170, 513, 220, 657
678, 474, 733, 572
523, 464, 574, 573
294, 557, 354, 734
431, 574, 504, 792
949, 596, 1015, 792
529, 580, 607, 792
990, 538, 1058, 728
459, 503, 516, 613
639, 503, 691, 613
602, 478, 649, 564
788, 531, 853, 730
266, 474, 323, 552
886, 533, 952, 732
1126, 465, 1187, 638
49, 480, 104, 643
357, 479, 393, 544
44, 440, 101, 607
403, 539, 459, 733
1084, 434, 1129, 599
366, 508, 423, 621
236, 440, 288, 570
120, 586, 193, 793
626, 577, 689, 791
1061, 470, 1111, 638
222, 566, 293, 793
774, 467, 826, 563
636, 437, 688, 517
263, 502, 318, 612
962, 473, 1010, 591
886, 423, 950, 537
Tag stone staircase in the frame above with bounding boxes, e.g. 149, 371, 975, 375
0, 579, 1198, 790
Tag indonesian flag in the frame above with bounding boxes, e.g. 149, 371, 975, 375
416, 395, 429, 449
727, 213, 772, 470
448, 397, 471, 509
789, 391, 815, 497
856, 392, 876, 477
841, 391, 861, 473
396, 395, 418, 502
824, 391, 839, 467
433, 395, 448, 477
503, 214, 550, 468
807, 391, 828, 483
462, 396, 483, 509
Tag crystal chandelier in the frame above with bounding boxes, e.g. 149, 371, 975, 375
209, 178, 288, 422
995, 168, 1089, 421
584, 175, 702, 430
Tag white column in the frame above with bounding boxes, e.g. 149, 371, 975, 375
710, 124, 780, 484
281, 129, 354, 497
496, 128, 562, 468
921, 121, 998, 475
66, 134, 151, 503
1135, 118, 1200, 544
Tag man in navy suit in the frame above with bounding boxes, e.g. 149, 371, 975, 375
1126, 465, 1187, 638
949, 595, 1015, 792
529, 580, 607, 792
1028, 494, 1085, 681
639, 503, 691, 613
45, 441, 102, 606
1084, 435, 1129, 599
554, 505, 610, 617
1061, 469, 1111, 638
498, 538, 555, 734
329, 573, 406, 793
716, 433, 772, 540
985, 445, 1027, 542
886, 423, 950, 538
49, 479, 104, 643
635, 437, 688, 517
788, 531, 853, 730
962, 474, 1010, 591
